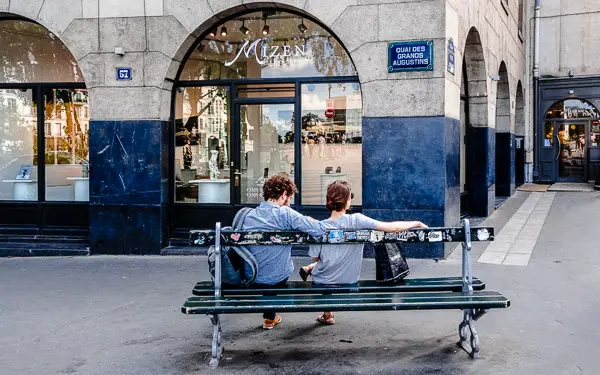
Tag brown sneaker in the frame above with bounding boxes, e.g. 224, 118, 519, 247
316, 312, 335, 325
263, 314, 282, 330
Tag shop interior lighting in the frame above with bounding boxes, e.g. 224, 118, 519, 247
220, 25, 228, 36
209, 28, 217, 37
298, 19, 308, 34
262, 19, 269, 35
239, 20, 249, 35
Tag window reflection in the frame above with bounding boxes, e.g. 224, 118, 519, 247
240, 104, 294, 205
0, 20, 83, 83
44, 89, 90, 201
0, 89, 37, 200
175, 86, 230, 203
592, 122, 600, 147
544, 121, 554, 147
301, 83, 362, 205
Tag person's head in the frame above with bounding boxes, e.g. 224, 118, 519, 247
185, 138, 190, 145
262, 173, 297, 206
326, 180, 354, 212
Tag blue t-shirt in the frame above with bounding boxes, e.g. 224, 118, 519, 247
242, 201, 325, 284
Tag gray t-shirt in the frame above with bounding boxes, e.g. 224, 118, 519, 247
309, 213, 381, 285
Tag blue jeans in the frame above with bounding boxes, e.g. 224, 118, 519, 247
252, 278, 288, 320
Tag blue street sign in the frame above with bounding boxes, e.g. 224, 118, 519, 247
388, 40, 434, 73
116, 67, 132, 81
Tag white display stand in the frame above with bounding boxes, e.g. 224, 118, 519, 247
319, 173, 347, 204
2, 180, 38, 201
66, 177, 89, 201
190, 179, 230, 203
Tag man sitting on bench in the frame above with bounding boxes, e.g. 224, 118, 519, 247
241, 173, 326, 330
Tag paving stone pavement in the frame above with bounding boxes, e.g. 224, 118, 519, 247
479, 192, 556, 266
1, 191, 599, 374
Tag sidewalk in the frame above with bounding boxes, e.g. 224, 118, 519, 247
1, 191, 599, 374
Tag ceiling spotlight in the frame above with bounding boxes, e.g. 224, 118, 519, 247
262, 20, 269, 35
209, 28, 217, 37
298, 19, 308, 34
220, 25, 227, 37
239, 20, 249, 35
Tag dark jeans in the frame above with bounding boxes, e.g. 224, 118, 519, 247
252, 278, 288, 320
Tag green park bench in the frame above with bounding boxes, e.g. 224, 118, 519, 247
181, 219, 509, 367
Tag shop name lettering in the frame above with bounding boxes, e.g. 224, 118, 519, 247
224, 39, 306, 67
393, 45, 429, 66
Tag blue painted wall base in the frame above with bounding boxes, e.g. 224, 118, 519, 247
89, 120, 169, 255
495, 132, 515, 197
468, 127, 496, 217
362, 116, 461, 259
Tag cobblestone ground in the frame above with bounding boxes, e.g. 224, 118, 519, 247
1, 191, 599, 375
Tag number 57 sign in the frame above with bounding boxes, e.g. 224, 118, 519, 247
116, 67, 132, 81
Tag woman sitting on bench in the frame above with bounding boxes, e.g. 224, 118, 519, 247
299, 180, 428, 325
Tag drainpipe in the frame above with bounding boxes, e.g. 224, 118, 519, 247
531, 0, 541, 183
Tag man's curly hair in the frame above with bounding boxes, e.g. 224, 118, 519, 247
262, 173, 297, 201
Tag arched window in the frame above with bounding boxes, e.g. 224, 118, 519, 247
173, 10, 362, 215
180, 11, 356, 81
0, 19, 89, 206
544, 99, 600, 148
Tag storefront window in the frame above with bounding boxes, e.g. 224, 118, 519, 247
591, 121, 600, 147
0, 89, 37, 200
301, 83, 362, 205
180, 11, 356, 80
546, 99, 600, 119
0, 20, 83, 83
44, 89, 89, 201
544, 121, 554, 147
0, 19, 88, 203
240, 103, 294, 205
174, 86, 230, 203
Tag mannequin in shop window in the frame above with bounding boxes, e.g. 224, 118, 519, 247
183, 138, 193, 169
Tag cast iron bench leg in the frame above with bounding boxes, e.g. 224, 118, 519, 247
457, 309, 481, 358
208, 313, 223, 367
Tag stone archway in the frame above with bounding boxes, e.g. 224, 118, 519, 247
460, 27, 492, 217
495, 61, 513, 197
515, 81, 525, 186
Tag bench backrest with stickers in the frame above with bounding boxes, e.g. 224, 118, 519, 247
181, 219, 509, 367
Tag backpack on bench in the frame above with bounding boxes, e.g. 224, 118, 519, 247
207, 207, 258, 286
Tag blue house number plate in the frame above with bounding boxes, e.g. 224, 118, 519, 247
116, 67, 132, 81
388, 40, 434, 73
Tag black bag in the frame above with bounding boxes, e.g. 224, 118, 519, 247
372, 242, 410, 284
207, 207, 258, 286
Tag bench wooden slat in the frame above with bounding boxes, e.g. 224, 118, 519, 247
182, 291, 510, 314
190, 227, 495, 246
192, 277, 485, 296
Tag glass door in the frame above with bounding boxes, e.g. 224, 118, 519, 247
235, 103, 295, 205
555, 120, 587, 182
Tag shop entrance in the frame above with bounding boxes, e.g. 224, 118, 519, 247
554, 120, 587, 182
169, 8, 363, 238
538, 98, 600, 183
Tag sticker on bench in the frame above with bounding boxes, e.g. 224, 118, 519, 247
476, 228, 490, 241
230, 233, 241, 241
427, 231, 443, 242
356, 230, 370, 241
397, 231, 417, 242
328, 230, 345, 243
344, 231, 357, 241
370, 231, 384, 242
384, 232, 397, 240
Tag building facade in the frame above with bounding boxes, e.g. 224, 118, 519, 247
530, 0, 600, 184
0, 0, 527, 258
